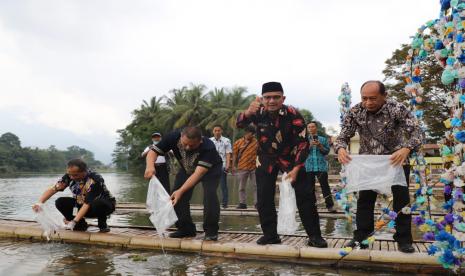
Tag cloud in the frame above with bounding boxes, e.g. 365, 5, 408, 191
0, 0, 441, 160
0, 20, 127, 138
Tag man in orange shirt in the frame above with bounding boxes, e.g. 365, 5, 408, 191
232, 125, 258, 209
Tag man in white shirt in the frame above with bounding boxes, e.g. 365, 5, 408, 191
142, 132, 170, 193
210, 125, 232, 208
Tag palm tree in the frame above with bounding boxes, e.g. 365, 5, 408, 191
165, 84, 210, 129
201, 86, 254, 141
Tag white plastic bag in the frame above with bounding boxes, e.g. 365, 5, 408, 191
345, 155, 407, 195
277, 172, 300, 235
34, 204, 65, 240
146, 176, 178, 237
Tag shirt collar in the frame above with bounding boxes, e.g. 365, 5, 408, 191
361, 100, 389, 117
260, 105, 288, 116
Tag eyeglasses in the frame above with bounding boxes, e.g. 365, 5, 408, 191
262, 95, 282, 101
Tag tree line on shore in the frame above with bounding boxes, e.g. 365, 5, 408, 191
0, 132, 103, 174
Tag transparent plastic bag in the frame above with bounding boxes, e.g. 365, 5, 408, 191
146, 176, 178, 237
34, 204, 65, 240
345, 155, 407, 195
277, 172, 300, 235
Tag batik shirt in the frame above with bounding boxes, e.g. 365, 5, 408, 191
334, 99, 423, 155
305, 135, 330, 172
55, 171, 115, 205
233, 137, 258, 171
236, 105, 308, 173
151, 130, 222, 175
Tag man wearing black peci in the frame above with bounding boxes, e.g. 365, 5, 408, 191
236, 81, 327, 247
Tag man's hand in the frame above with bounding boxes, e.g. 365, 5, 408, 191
286, 166, 300, 183
171, 190, 183, 206
32, 203, 43, 213
310, 140, 320, 147
245, 96, 261, 117
144, 167, 156, 179
390, 148, 410, 166
65, 220, 76, 230
337, 148, 352, 164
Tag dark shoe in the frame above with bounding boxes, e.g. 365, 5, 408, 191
256, 235, 281, 245
307, 236, 328, 248
236, 203, 247, 209
346, 239, 368, 249
204, 234, 218, 241
73, 220, 88, 231
327, 206, 337, 213
398, 242, 415, 253
168, 231, 196, 238
222, 203, 228, 209
98, 218, 110, 232
99, 227, 110, 233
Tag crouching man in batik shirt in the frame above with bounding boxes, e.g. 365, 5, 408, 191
32, 159, 116, 232
334, 80, 423, 253
236, 81, 327, 248
144, 126, 223, 241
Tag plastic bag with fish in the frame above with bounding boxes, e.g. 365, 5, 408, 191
34, 203, 65, 240
277, 172, 300, 235
146, 176, 178, 237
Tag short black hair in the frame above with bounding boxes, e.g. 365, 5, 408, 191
67, 159, 88, 172
308, 121, 318, 126
245, 125, 256, 134
360, 80, 386, 95
181, 126, 202, 141
212, 124, 223, 130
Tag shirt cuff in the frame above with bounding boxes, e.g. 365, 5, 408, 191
151, 145, 164, 155
197, 161, 212, 168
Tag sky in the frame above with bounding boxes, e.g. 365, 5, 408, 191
0, 0, 440, 163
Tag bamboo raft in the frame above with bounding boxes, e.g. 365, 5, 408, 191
0, 218, 445, 274
115, 203, 448, 219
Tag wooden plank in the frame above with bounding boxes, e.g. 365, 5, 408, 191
327, 238, 338, 248
371, 240, 378, 251
380, 241, 389, 252
333, 238, 344, 248
387, 241, 396, 252
416, 242, 429, 253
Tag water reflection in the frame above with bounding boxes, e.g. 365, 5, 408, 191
0, 172, 427, 239
0, 239, 413, 275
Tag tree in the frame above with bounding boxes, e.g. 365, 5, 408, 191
0, 132, 103, 173
298, 109, 327, 136
383, 44, 449, 141
113, 84, 326, 172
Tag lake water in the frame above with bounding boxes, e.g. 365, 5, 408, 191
0, 172, 426, 275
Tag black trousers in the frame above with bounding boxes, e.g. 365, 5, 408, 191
172, 166, 221, 235
354, 165, 412, 244
156, 163, 170, 194
55, 197, 115, 227
306, 171, 334, 208
255, 165, 322, 239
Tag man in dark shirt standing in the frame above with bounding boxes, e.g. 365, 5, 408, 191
144, 126, 222, 241
236, 82, 327, 247
334, 80, 423, 253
